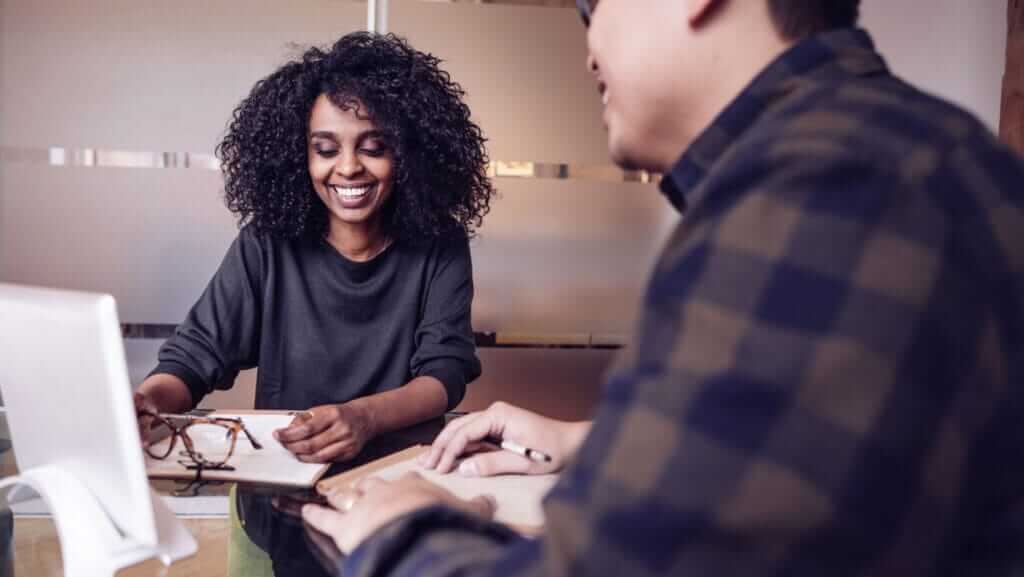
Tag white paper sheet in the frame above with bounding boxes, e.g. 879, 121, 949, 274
145, 413, 328, 487
367, 455, 559, 528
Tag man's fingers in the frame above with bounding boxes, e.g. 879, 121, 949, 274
421, 412, 480, 469
457, 450, 532, 477
434, 414, 502, 474
467, 494, 496, 519
325, 487, 364, 512
354, 475, 387, 492
272, 495, 306, 517
302, 504, 347, 548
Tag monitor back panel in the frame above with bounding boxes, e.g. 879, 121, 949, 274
0, 283, 156, 546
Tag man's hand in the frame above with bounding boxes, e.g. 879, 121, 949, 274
274, 402, 374, 463
419, 402, 592, 477
302, 473, 495, 555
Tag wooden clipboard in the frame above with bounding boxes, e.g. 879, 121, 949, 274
145, 410, 330, 487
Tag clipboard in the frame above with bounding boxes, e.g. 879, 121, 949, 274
145, 411, 330, 488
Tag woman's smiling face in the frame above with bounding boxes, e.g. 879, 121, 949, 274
307, 93, 395, 238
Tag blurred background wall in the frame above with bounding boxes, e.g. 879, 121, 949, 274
0, 0, 1009, 423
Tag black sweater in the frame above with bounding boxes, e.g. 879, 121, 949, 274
151, 227, 481, 411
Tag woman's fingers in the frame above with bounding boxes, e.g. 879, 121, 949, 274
296, 438, 355, 463
133, 392, 158, 446
274, 409, 331, 443
280, 411, 354, 457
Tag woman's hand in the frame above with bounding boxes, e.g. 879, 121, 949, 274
419, 402, 592, 477
133, 391, 160, 447
134, 374, 193, 447
302, 473, 495, 555
274, 403, 375, 463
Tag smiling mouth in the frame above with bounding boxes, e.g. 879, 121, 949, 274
329, 183, 375, 201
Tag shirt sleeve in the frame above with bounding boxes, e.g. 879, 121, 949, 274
341, 139, 1020, 576
409, 234, 482, 410
150, 228, 264, 406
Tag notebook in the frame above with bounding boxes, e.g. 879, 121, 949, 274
316, 445, 559, 532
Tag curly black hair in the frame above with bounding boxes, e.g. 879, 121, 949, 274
216, 32, 494, 243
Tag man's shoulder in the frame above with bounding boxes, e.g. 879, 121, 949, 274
726, 71, 1023, 207
757, 72, 1005, 171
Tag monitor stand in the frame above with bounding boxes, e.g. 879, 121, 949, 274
0, 464, 197, 577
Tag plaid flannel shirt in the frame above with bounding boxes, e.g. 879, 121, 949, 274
342, 28, 1024, 577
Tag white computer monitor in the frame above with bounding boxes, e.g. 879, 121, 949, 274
0, 283, 161, 546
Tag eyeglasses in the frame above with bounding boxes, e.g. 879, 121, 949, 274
576, 0, 598, 27
140, 410, 263, 469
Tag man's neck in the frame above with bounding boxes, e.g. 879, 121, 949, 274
658, 6, 794, 171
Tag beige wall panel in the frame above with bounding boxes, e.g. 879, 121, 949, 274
0, 165, 676, 333
456, 348, 609, 421
0, 165, 236, 322
0, 0, 365, 151
186, 349, 610, 421
472, 179, 677, 334
390, 1, 609, 164
862, 0, 1006, 131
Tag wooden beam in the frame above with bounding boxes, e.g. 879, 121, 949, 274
1001, 0, 1024, 153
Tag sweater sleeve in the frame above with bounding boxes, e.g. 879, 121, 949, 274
409, 235, 482, 410
149, 228, 264, 406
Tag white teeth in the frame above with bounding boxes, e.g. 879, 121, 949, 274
331, 184, 373, 199
602, 91, 609, 106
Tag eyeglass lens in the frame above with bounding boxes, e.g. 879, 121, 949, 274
144, 416, 237, 468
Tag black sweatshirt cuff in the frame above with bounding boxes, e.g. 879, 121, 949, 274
149, 361, 209, 408
416, 361, 467, 411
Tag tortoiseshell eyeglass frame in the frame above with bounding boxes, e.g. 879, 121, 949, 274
139, 410, 263, 469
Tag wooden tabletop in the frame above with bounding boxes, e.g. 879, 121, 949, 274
13, 517, 230, 577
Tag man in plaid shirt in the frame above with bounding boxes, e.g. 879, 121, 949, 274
304, 0, 1024, 574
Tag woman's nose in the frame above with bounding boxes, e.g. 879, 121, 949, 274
335, 150, 364, 178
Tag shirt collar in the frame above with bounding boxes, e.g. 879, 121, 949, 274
660, 27, 888, 213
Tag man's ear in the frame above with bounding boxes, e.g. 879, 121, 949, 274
687, 0, 724, 26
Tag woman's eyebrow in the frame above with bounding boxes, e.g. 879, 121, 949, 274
358, 130, 385, 141
309, 131, 339, 141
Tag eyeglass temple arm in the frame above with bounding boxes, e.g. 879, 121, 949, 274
239, 424, 264, 450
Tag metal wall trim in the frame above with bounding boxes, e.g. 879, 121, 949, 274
0, 146, 658, 184
120, 323, 626, 349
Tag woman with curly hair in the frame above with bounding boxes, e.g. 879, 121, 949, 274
134, 32, 494, 463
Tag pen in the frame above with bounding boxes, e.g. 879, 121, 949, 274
488, 437, 552, 463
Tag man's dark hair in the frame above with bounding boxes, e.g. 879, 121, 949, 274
767, 0, 861, 39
